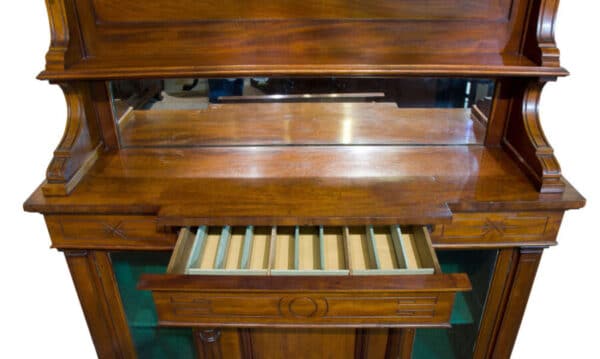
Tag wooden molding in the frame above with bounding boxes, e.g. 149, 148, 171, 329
503, 80, 564, 193
44, 0, 69, 71
537, 0, 561, 67
43, 0, 83, 71
42, 82, 102, 196
522, 0, 561, 67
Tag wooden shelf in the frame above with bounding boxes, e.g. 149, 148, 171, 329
24, 146, 585, 222
39, 53, 568, 80
119, 103, 486, 147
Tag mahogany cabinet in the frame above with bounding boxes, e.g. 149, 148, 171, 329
25, 1, 584, 358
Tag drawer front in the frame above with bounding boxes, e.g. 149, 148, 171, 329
430, 212, 563, 247
151, 290, 456, 327
138, 225, 470, 328
45, 215, 177, 250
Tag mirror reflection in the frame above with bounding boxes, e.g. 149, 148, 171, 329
110, 78, 494, 148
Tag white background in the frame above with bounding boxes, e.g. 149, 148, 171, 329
0, 2, 598, 358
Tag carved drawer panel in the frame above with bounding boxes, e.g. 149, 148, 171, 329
430, 212, 563, 247
45, 215, 177, 250
138, 225, 471, 327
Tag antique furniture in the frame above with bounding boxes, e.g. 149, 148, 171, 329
25, 1, 584, 358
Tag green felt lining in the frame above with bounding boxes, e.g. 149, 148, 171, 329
110, 249, 496, 359
413, 249, 498, 359
111, 252, 194, 358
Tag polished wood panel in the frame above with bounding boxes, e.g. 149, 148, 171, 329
250, 328, 356, 359
147, 290, 461, 327
119, 104, 486, 147
39, 0, 569, 80
93, 0, 512, 23
25, 147, 585, 223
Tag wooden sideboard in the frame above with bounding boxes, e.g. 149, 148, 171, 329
24, 1, 584, 358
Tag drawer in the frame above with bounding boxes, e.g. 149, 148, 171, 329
45, 215, 177, 250
430, 212, 563, 247
138, 225, 471, 328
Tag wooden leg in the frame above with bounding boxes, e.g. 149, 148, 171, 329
473, 249, 518, 359
490, 248, 544, 359
64, 250, 136, 359
385, 329, 415, 359
355, 328, 414, 359
194, 328, 223, 359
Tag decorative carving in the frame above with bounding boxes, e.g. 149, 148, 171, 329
503, 80, 563, 193
432, 212, 559, 246
160, 293, 447, 325
279, 296, 329, 318
42, 83, 102, 196
482, 219, 507, 238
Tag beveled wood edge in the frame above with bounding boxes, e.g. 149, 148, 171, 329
156, 204, 453, 227
137, 273, 471, 292
156, 321, 453, 329
167, 228, 195, 274
413, 226, 442, 273
431, 241, 556, 249
37, 64, 569, 81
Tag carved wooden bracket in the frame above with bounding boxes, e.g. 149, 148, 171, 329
503, 80, 563, 193
42, 83, 102, 196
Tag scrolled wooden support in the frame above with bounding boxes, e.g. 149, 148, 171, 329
503, 80, 563, 193
43, 82, 102, 196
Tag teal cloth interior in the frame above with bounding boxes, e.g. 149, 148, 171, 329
111, 252, 195, 359
413, 249, 498, 359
